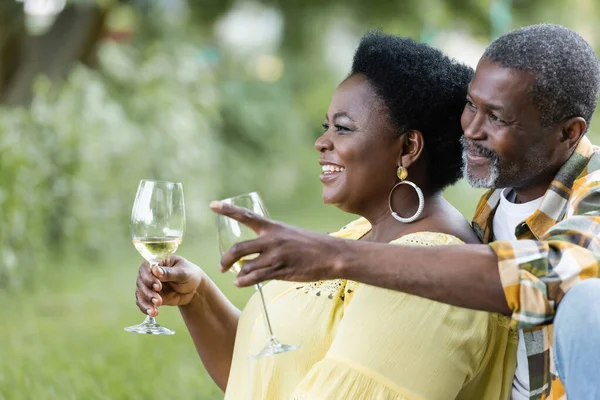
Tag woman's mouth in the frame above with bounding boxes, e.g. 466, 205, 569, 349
320, 164, 345, 182
321, 164, 346, 174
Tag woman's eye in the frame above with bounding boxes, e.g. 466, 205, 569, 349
466, 100, 476, 109
322, 123, 329, 131
335, 124, 349, 132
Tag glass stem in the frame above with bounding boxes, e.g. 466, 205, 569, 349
254, 284, 278, 344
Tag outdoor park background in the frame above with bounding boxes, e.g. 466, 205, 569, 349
0, 0, 599, 398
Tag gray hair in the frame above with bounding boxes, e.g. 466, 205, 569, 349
483, 24, 600, 129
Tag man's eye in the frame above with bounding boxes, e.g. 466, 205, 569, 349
488, 113, 508, 125
466, 100, 476, 109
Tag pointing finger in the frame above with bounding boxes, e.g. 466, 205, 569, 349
210, 201, 269, 233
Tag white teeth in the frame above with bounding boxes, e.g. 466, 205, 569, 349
321, 164, 345, 174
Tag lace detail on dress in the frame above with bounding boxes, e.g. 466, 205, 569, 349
392, 231, 463, 246
396, 237, 436, 247
295, 280, 356, 301
492, 313, 519, 343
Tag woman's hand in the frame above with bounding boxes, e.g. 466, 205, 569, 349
209, 201, 348, 287
135, 254, 241, 391
135, 255, 204, 317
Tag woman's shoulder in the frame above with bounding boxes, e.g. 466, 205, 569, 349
329, 215, 479, 244
390, 231, 464, 246
329, 218, 371, 240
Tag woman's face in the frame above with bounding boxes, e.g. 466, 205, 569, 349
316, 74, 402, 214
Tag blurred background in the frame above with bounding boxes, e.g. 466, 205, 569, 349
0, 0, 598, 398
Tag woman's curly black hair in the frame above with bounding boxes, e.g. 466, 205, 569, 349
351, 31, 474, 192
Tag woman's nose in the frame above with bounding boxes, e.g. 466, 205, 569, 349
315, 131, 334, 152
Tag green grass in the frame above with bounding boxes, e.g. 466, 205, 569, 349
0, 196, 350, 400
0, 248, 225, 400
0, 185, 480, 400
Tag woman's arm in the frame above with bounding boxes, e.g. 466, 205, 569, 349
135, 257, 240, 391
178, 276, 240, 391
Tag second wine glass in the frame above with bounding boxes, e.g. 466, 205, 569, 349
216, 192, 300, 358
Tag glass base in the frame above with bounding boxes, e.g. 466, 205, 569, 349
124, 316, 175, 335
251, 338, 300, 358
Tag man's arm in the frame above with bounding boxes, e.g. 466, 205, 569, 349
210, 201, 510, 314
489, 184, 600, 328
341, 183, 600, 329
336, 239, 511, 314
210, 183, 600, 329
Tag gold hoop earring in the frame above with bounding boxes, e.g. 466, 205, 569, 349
388, 167, 424, 223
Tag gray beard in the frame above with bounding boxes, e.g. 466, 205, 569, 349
462, 149, 500, 189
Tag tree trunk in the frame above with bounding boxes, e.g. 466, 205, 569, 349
0, 4, 107, 106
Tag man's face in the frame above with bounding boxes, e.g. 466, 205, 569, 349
460, 58, 563, 194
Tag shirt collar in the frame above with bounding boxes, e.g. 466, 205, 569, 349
472, 136, 595, 241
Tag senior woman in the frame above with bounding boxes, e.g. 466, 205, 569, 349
134, 32, 517, 399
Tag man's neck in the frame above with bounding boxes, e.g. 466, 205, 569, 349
512, 186, 547, 204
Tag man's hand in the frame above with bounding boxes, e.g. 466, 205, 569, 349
210, 201, 348, 286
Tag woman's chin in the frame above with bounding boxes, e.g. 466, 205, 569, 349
321, 192, 340, 206
321, 195, 335, 205
322, 193, 349, 212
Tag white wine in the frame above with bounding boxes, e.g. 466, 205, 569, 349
133, 236, 182, 264
231, 254, 258, 275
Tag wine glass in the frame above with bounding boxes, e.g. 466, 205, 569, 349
216, 192, 300, 357
125, 179, 185, 335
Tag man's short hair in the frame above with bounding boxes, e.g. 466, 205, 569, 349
483, 24, 600, 129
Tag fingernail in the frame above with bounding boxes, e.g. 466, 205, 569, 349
233, 280, 240, 287
159, 267, 165, 275
219, 265, 225, 273
145, 308, 152, 316
153, 283, 160, 291
152, 298, 159, 305
209, 201, 221, 209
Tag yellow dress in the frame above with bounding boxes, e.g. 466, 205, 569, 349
225, 218, 518, 400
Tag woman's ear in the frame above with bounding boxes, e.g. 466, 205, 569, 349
397, 130, 425, 168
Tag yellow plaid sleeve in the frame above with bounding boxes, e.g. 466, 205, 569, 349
490, 182, 600, 330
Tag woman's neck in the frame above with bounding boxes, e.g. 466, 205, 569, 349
360, 192, 444, 243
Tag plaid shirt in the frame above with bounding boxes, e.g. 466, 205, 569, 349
471, 136, 600, 400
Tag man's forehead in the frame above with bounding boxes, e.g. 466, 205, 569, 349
469, 58, 533, 103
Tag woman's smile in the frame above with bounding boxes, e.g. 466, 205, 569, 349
319, 160, 346, 183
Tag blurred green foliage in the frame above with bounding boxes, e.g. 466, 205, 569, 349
0, 8, 312, 287
1, 0, 599, 286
